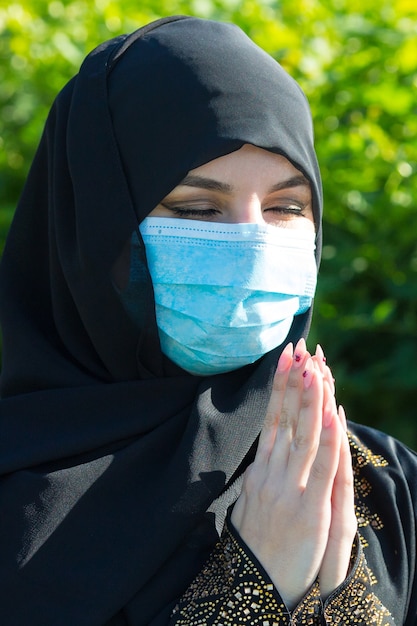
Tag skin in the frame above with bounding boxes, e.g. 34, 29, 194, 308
149, 144, 315, 231
231, 340, 356, 610
149, 144, 357, 610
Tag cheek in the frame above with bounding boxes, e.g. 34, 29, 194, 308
288, 219, 315, 232
147, 206, 167, 218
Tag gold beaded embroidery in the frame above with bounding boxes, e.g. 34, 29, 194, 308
291, 582, 322, 625
172, 526, 291, 624
324, 542, 394, 625
348, 432, 388, 548
317, 431, 394, 624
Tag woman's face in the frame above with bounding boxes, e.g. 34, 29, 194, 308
149, 144, 315, 231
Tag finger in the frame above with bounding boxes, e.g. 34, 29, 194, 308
293, 337, 308, 368
329, 408, 354, 523
324, 363, 336, 396
276, 338, 310, 439
322, 376, 337, 428
313, 344, 335, 396
258, 338, 309, 466
267, 339, 310, 472
338, 404, 348, 431
283, 357, 323, 488
319, 409, 356, 596
304, 388, 341, 506
330, 412, 355, 520
282, 350, 337, 493
314, 344, 327, 375
256, 342, 294, 462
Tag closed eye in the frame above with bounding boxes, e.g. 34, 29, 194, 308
265, 205, 306, 216
160, 202, 221, 218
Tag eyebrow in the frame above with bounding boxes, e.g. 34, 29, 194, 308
178, 175, 233, 193
268, 175, 310, 193
177, 174, 310, 194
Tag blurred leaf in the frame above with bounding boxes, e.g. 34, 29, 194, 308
1, 0, 417, 447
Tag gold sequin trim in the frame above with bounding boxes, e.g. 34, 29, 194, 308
324, 541, 394, 625
291, 581, 322, 625
348, 432, 388, 545
172, 526, 290, 624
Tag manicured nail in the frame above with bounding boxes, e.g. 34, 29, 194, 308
338, 405, 347, 431
314, 344, 326, 375
302, 357, 314, 389
315, 344, 326, 363
277, 343, 293, 372
293, 337, 306, 368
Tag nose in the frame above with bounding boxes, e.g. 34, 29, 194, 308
227, 194, 264, 224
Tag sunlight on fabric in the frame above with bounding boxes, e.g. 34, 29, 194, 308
17, 455, 114, 567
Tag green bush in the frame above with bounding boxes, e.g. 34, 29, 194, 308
1, 0, 416, 446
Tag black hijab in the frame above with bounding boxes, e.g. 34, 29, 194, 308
0, 16, 322, 626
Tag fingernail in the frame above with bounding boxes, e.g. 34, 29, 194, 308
302, 357, 314, 389
338, 405, 347, 431
315, 344, 326, 363
277, 343, 293, 372
293, 337, 306, 368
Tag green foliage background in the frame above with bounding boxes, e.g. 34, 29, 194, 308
1, 0, 416, 446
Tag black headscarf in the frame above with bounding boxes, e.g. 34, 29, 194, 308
0, 16, 322, 626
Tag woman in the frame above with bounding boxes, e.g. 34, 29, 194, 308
0, 15, 416, 625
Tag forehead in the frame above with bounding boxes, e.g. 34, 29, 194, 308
187, 144, 307, 182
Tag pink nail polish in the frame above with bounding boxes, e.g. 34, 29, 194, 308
293, 338, 306, 368
315, 344, 326, 363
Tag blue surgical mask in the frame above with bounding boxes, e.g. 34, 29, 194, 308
136, 218, 317, 376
